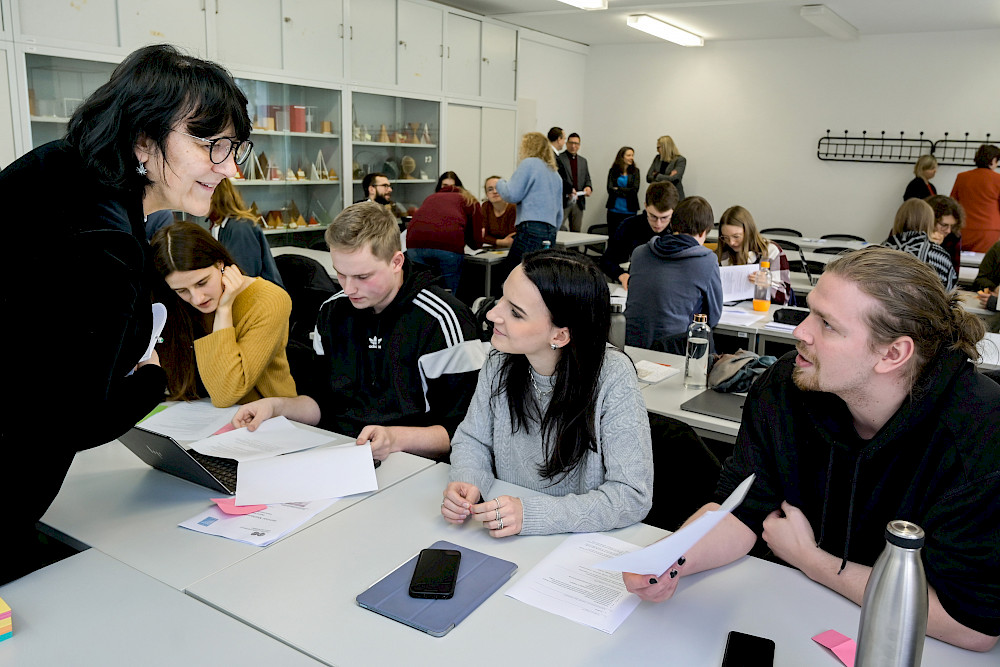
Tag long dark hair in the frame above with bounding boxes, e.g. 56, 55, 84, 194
494, 249, 611, 482
612, 146, 637, 176
151, 221, 239, 401
66, 44, 250, 193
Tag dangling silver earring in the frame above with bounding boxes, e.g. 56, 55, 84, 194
550, 343, 558, 350
136, 161, 147, 176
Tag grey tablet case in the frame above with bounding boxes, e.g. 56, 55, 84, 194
680, 389, 747, 423
356, 540, 518, 637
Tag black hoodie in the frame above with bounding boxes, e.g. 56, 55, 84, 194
717, 349, 1000, 637
305, 258, 483, 444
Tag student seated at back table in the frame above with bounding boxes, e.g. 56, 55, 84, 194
716, 205, 793, 305
152, 221, 297, 408
233, 202, 485, 461
207, 178, 284, 288
883, 198, 957, 290
625, 196, 723, 352
442, 249, 652, 536
624, 247, 1000, 652
599, 181, 678, 288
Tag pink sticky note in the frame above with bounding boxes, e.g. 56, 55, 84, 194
213, 422, 236, 435
212, 497, 266, 515
813, 629, 856, 667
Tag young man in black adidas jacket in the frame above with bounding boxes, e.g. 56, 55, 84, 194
233, 202, 485, 461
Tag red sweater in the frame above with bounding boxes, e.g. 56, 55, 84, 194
405, 187, 484, 254
950, 167, 1000, 253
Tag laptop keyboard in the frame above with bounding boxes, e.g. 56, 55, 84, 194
189, 450, 239, 491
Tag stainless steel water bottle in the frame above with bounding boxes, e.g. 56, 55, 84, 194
855, 520, 928, 667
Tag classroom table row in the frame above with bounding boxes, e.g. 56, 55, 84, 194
6, 429, 999, 664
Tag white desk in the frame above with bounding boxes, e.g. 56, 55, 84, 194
626, 346, 742, 443
187, 464, 998, 666
960, 250, 985, 269
0, 550, 323, 667
40, 438, 435, 590
556, 230, 609, 249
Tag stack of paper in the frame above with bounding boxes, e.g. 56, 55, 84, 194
0, 596, 11, 642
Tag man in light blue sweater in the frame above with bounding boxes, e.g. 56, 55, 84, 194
625, 196, 723, 351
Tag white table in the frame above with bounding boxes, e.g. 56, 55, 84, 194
40, 436, 435, 590
186, 464, 998, 666
626, 346, 741, 443
0, 550, 323, 667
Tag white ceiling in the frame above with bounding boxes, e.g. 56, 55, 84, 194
436, 0, 1000, 46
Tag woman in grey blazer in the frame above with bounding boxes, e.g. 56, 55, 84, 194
647, 135, 686, 200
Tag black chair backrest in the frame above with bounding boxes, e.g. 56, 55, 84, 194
813, 246, 854, 255
773, 239, 815, 285
585, 223, 609, 257
760, 227, 803, 237
821, 233, 866, 242
273, 254, 338, 347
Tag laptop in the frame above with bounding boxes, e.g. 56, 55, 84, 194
118, 425, 239, 494
680, 390, 747, 424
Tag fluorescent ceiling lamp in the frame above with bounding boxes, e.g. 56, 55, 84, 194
556, 0, 608, 9
800, 4, 858, 41
626, 14, 704, 47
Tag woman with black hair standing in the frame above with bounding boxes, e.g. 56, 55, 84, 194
0, 44, 253, 581
441, 250, 652, 536
606, 146, 641, 240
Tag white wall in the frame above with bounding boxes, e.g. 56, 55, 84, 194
515, 33, 588, 158
582, 29, 1000, 239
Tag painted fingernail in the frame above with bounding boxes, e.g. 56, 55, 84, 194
649, 577, 657, 585
669, 569, 679, 579
677, 556, 687, 566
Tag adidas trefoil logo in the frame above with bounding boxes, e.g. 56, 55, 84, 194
368, 336, 383, 349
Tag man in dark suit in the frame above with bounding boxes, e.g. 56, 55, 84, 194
556, 132, 592, 232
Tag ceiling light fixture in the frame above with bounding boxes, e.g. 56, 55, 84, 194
556, 0, 608, 10
800, 5, 859, 41
626, 14, 704, 47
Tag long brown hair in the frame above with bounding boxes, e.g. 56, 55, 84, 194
208, 178, 258, 225
151, 221, 238, 400
717, 205, 770, 265
613, 146, 637, 176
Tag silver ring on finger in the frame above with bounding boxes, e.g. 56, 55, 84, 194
495, 497, 501, 511
498, 517, 504, 530
495, 508, 501, 522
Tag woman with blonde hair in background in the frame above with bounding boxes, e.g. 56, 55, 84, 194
647, 135, 687, 200
883, 198, 957, 289
495, 132, 563, 270
716, 205, 794, 305
903, 154, 938, 201
208, 178, 283, 287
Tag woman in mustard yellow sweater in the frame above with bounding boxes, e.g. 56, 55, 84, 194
151, 221, 296, 407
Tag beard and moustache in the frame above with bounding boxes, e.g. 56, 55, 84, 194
791, 343, 820, 392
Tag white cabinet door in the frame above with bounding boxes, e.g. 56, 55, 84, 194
282, 0, 343, 81
0, 49, 17, 168
445, 103, 481, 191
397, 0, 441, 93
481, 107, 516, 181
15, 0, 119, 49
349, 0, 395, 86
481, 22, 516, 103
216, 0, 283, 71
119, 0, 208, 56
445, 13, 479, 98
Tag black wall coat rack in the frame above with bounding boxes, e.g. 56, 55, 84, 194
817, 131, 995, 166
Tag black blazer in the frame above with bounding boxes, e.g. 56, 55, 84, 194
606, 167, 640, 212
556, 152, 592, 210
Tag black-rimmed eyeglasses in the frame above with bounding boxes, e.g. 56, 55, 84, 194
177, 131, 254, 165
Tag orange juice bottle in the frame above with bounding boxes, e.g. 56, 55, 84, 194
753, 261, 771, 311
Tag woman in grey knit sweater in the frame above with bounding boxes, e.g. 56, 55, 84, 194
441, 249, 653, 536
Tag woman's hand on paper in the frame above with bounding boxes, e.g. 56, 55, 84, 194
623, 556, 686, 603
231, 397, 277, 431
441, 482, 481, 524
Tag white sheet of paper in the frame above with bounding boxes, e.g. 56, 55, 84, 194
506, 533, 643, 634
139, 401, 239, 441
139, 302, 167, 364
763, 321, 797, 333
634, 360, 680, 384
720, 264, 759, 303
235, 443, 378, 505
179, 498, 337, 546
189, 416, 340, 462
609, 285, 627, 299
594, 474, 755, 574
718, 306, 768, 327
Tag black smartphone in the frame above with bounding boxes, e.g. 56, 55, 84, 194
721, 631, 775, 667
408, 548, 461, 599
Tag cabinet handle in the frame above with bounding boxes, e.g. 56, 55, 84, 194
284, 16, 291, 23
338, 24, 344, 38
399, 40, 407, 48
482, 57, 490, 64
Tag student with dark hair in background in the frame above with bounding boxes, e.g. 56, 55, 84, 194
925, 194, 965, 273
599, 181, 678, 287
625, 196, 722, 352
605, 146, 640, 240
